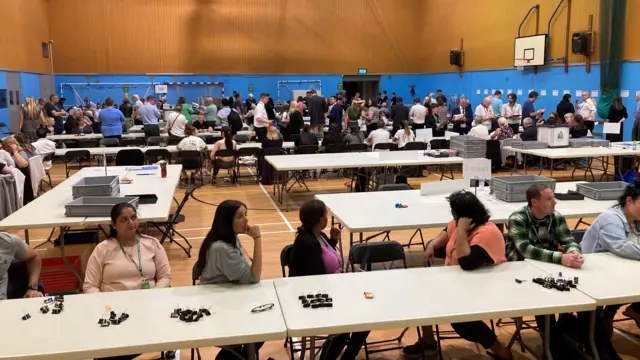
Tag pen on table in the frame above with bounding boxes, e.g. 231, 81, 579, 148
136, 173, 155, 176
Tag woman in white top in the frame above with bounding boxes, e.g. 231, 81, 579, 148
177, 124, 207, 152
166, 105, 187, 138
468, 118, 500, 140
392, 120, 415, 148
209, 126, 237, 178
365, 120, 390, 150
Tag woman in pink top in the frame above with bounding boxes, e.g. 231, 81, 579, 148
84, 203, 171, 294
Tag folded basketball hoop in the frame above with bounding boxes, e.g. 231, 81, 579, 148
515, 58, 531, 72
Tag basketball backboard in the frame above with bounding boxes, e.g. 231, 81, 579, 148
514, 34, 547, 67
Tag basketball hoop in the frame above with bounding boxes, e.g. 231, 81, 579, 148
515, 58, 532, 72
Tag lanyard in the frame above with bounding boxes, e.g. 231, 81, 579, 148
119, 236, 143, 277
525, 207, 553, 244
318, 236, 342, 266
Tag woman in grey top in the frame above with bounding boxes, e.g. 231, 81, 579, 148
195, 200, 263, 359
343, 122, 364, 145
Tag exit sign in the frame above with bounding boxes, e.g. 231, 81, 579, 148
358, 68, 367, 75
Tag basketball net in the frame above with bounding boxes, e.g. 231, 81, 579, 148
516, 58, 531, 72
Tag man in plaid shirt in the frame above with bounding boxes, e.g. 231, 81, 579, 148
506, 184, 584, 267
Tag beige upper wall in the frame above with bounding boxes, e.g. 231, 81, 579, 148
48, 0, 424, 74
0, 0, 51, 73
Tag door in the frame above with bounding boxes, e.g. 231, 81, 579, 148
6, 72, 21, 132
39, 74, 55, 101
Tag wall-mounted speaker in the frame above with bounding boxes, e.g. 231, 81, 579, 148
572, 32, 590, 55
450, 50, 463, 67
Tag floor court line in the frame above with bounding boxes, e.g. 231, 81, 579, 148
248, 169, 294, 232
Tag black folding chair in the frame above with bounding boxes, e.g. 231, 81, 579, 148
145, 148, 171, 164
205, 136, 223, 145
152, 185, 193, 257
146, 136, 166, 146
168, 137, 182, 146
349, 241, 413, 357
120, 138, 145, 147
346, 143, 367, 152
116, 149, 145, 166
99, 138, 120, 147
287, 145, 318, 192
325, 143, 345, 153
373, 142, 393, 151
232, 134, 250, 143
64, 150, 91, 178
212, 149, 236, 186
178, 150, 205, 186
403, 141, 426, 150
190, 264, 203, 360
77, 139, 99, 148
0, 122, 13, 136
429, 139, 449, 150
41, 152, 54, 189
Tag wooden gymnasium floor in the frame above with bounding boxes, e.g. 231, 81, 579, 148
9, 160, 640, 360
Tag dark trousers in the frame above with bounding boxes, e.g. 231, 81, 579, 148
319, 331, 370, 360
585, 120, 595, 133
412, 123, 426, 131
143, 124, 160, 137
632, 121, 640, 141
215, 342, 263, 360
450, 321, 496, 349
104, 135, 122, 140
603, 302, 640, 319
254, 126, 267, 142
213, 158, 234, 176
509, 123, 520, 134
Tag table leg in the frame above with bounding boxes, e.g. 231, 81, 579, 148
299, 337, 307, 360
246, 343, 256, 360
549, 158, 554, 178
523, 154, 527, 174
309, 336, 316, 360
284, 170, 289, 212
544, 314, 553, 360
59, 226, 83, 292
24, 229, 30, 245
589, 311, 600, 360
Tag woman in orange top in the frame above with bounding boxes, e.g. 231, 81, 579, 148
403, 191, 512, 360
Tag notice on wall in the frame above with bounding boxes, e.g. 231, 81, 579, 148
576, 90, 582, 97
591, 90, 599, 97
491, 89, 496, 94
499, 89, 504, 94
122, 84, 130, 93
563, 90, 570, 95
483, 89, 488, 94
540, 89, 547, 96
337, 83, 343, 91
154, 84, 167, 94
621, 90, 630, 98
476, 89, 481, 95
507, 89, 513, 94
463, 158, 492, 181
552, 90, 559, 96
248, 84, 254, 93
517, 89, 523, 95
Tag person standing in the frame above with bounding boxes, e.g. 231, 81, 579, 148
327, 96, 344, 128
131, 94, 144, 125
522, 91, 545, 124
390, 92, 397, 106
390, 97, 409, 135
409, 97, 427, 130
204, 97, 219, 127
20, 97, 45, 142
490, 90, 503, 120
501, 93, 522, 134
474, 97, 496, 132
576, 91, 597, 133
633, 94, 640, 141
139, 96, 162, 137
606, 96, 628, 143
381, 90, 389, 106
44, 94, 67, 135
253, 93, 270, 142
556, 93, 575, 120
98, 98, 126, 139
451, 96, 473, 134
306, 89, 328, 133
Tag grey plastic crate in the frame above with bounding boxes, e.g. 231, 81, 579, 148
450, 135, 487, 146
455, 151, 486, 159
511, 141, 548, 149
576, 182, 627, 200
72, 176, 120, 198
590, 139, 610, 148
491, 175, 556, 192
491, 187, 527, 202
65, 196, 139, 217
569, 139, 593, 148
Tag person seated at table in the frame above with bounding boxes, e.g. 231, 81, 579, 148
343, 122, 364, 145
467, 118, 498, 140
570, 114, 589, 138
392, 120, 415, 148
545, 111, 560, 125
322, 123, 343, 148
296, 124, 318, 147
31, 127, 56, 171
1, 137, 34, 203
403, 191, 512, 360
0, 232, 43, 299
193, 113, 212, 132
581, 182, 640, 331
506, 184, 621, 359
177, 124, 207, 152
564, 113, 575, 126
13, 132, 37, 158
210, 126, 237, 180
66, 108, 94, 134
365, 120, 390, 150
519, 117, 537, 141
263, 121, 284, 149
166, 105, 188, 139
195, 200, 264, 360
494, 117, 515, 140
84, 202, 171, 294
289, 200, 370, 360
287, 103, 303, 141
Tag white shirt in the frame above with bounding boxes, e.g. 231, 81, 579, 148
134, 100, 143, 119
367, 128, 390, 150
474, 104, 494, 130
32, 138, 56, 170
409, 104, 427, 124
501, 103, 522, 124
166, 112, 187, 137
177, 135, 207, 151
253, 102, 268, 128
393, 129, 415, 148
0, 149, 15, 169
468, 124, 491, 140
578, 98, 597, 121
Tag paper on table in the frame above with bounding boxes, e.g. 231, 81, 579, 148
563, 90, 570, 95
603, 122, 621, 134
540, 89, 547, 96
552, 90, 559, 96
591, 90, 599, 98
621, 90, 630, 98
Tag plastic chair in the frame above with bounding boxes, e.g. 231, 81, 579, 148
288, 145, 318, 192
212, 149, 237, 186
377, 183, 412, 191
64, 150, 91, 178
152, 185, 193, 258
403, 141, 426, 150
325, 143, 345, 153
205, 136, 223, 145
77, 139, 99, 148
41, 152, 54, 189
232, 134, 250, 143
145, 148, 171, 164
146, 136, 166, 146
373, 142, 393, 151
178, 151, 205, 186
99, 138, 120, 147
168, 137, 182, 146
120, 138, 145, 147
346, 143, 367, 152
116, 149, 145, 166
349, 241, 411, 357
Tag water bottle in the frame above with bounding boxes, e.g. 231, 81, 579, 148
479, 179, 485, 192
426, 143, 431, 151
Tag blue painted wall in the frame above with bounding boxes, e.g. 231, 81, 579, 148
19, 73, 41, 99
0, 71, 7, 135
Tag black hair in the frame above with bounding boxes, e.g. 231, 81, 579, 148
508, 93, 517, 101
302, 124, 311, 133
298, 199, 327, 233
447, 191, 491, 228
109, 203, 138, 238
562, 93, 571, 102
348, 122, 360, 134
177, 97, 187, 105
377, 120, 385, 129
221, 126, 233, 151
36, 127, 48, 139
195, 200, 247, 277
617, 181, 640, 208
528, 91, 539, 98
325, 123, 342, 143
397, 97, 403, 103
493, 90, 502, 96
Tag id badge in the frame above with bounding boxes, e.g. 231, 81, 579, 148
461, 123, 467, 128
141, 279, 150, 289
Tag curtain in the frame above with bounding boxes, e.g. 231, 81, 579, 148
597, 0, 627, 118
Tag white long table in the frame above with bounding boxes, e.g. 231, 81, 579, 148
53, 142, 296, 157
0, 165, 182, 288
273, 262, 596, 360
0, 282, 286, 360
526, 252, 640, 307
48, 130, 254, 141
265, 151, 465, 210
316, 182, 614, 252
